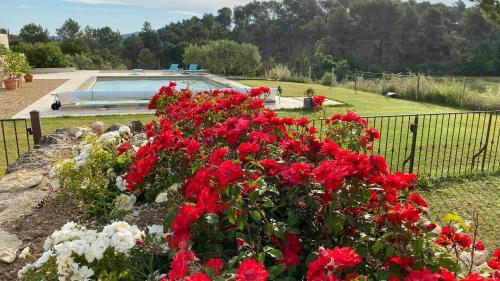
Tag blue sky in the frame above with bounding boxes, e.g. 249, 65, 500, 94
0, 0, 469, 34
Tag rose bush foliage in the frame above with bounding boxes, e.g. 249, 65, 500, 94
119, 84, 499, 280
25, 84, 499, 280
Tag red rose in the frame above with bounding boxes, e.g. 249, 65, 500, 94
236, 259, 269, 281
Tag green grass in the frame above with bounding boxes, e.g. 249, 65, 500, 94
238, 80, 462, 117
420, 176, 500, 251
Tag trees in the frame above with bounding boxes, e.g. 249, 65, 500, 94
183, 40, 261, 75
56, 18, 81, 40
138, 22, 160, 53
474, 0, 500, 24
122, 35, 144, 69
137, 48, 157, 69
19, 23, 49, 43
13, 42, 68, 68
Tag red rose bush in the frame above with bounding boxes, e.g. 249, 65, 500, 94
22, 83, 499, 280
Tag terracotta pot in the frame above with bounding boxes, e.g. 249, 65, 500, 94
24, 74, 33, 82
3, 78, 19, 90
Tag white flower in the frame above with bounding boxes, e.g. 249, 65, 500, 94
114, 194, 136, 211
169, 182, 181, 192
71, 265, 94, 281
18, 264, 34, 279
110, 231, 135, 253
148, 225, 164, 237
19, 246, 30, 259
68, 240, 90, 256
34, 250, 53, 268
155, 191, 169, 203
118, 126, 131, 135
103, 221, 132, 234
116, 176, 127, 191
89, 236, 109, 261
100, 131, 120, 143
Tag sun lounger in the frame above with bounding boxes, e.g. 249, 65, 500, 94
164, 64, 180, 73
186, 64, 207, 74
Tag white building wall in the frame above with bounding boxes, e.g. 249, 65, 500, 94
0, 34, 9, 49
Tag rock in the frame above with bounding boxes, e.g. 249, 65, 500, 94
40, 133, 72, 145
0, 169, 43, 193
0, 229, 22, 264
91, 121, 105, 135
129, 121, 145, 134
67, 127, 88, 139
473, 250, 488, 266
106, 123, 124, 133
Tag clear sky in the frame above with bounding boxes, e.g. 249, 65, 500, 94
0, 0, 469, 35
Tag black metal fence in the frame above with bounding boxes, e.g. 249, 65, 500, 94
0, 111, 41, 175
317, 111, 500, 178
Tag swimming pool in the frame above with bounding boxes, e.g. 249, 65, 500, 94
91, 78, 225, 92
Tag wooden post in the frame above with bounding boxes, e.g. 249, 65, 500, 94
461, 77, 466, 108
416, 74, 420, 101
331, 67, 335, 88
354, 71, 358, 93
30, 110, 42, 147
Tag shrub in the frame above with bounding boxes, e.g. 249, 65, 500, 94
18, 221, 169, 281
320, 72, 337, 86
55, 127, 139, 222
0, 50, 28, 78
66, 53, 96, 70
125, 84, 498, 280
13, 42, 69, 68
267, 64, 312, 83
25, 85, 499, 280
183, 40, 261, 76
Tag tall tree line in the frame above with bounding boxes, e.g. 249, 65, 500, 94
4, 0, 500, 75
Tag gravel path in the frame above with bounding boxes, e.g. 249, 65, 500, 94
0, 79, 67, 118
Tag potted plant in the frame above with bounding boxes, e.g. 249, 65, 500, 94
0, 51, 24, 90
23, 61, 33, 83
303, 87, 315, 109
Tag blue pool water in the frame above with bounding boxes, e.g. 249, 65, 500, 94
92, 78, 224, 92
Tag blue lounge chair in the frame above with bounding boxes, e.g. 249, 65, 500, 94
186, 64, 207, 74
164, 64, 180, 73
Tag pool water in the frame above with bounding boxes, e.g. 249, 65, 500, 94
92, 78, 224, 92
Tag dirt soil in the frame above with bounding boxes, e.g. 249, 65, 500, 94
0, 195, 78, 281
0, 79, 67, 118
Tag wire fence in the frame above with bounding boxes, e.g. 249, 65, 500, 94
316, 110, 500, 178
275, 67, 500, 111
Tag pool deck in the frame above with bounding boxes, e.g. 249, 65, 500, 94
12, 70, 342, 118
12, 71, 249, 118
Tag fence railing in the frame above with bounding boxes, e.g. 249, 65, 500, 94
317, 110, 500, 178
0, 111, 41, 175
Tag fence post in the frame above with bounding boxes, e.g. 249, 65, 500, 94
416, 74, 420, 101
354, 71, 358, 93
29, 110, 42, 147
461, 77, 466, 108
481, 112, 494, 173
408, 115, 419, 174
331, 67, 335, 88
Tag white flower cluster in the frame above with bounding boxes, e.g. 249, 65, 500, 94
19, 221, 143, 281
75, 144, 93, 168
114, 194, 137, 212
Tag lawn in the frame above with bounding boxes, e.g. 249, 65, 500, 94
420, 175, 500, 251
238, 80, 462, 116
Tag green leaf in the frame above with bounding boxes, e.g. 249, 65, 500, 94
268, 264, 286, 278
287, 213, 300, 226
250, 210, 262, 221
264, 246, 284, 260
325, 215, 344, 234
412, 238, 424, 255
385, 245, 395, 257
371, 240, 383, 255
263, 198, 275, 208
205, 213, 219, 224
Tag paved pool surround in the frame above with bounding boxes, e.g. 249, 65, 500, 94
13, 71, 248, 118
13, 70, 342, 118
